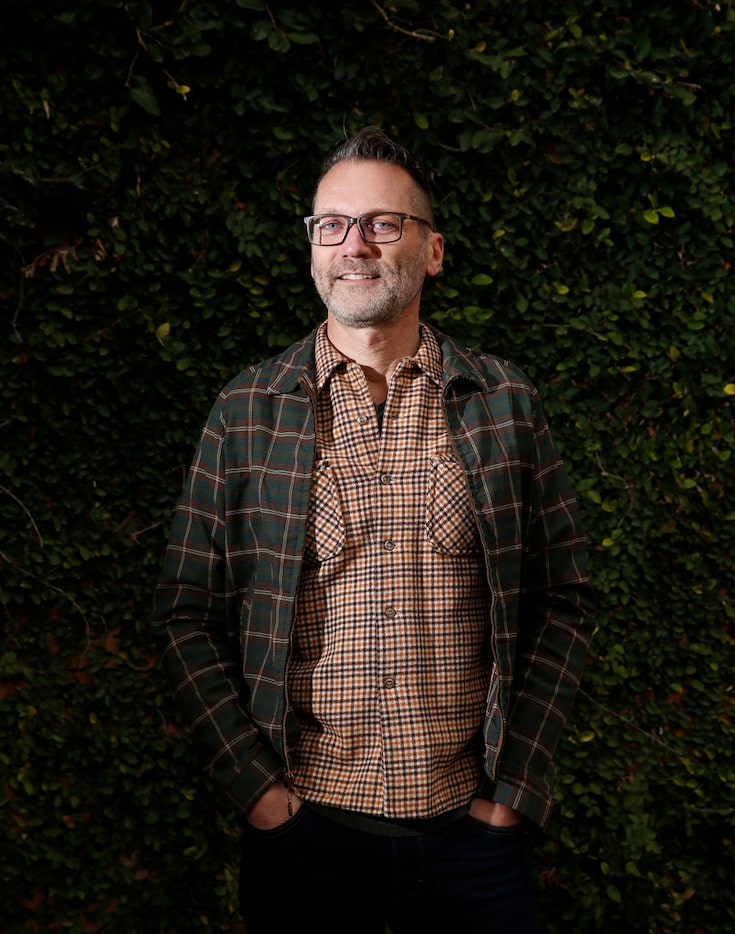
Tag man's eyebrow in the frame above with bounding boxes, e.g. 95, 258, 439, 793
312, 208, 399, 215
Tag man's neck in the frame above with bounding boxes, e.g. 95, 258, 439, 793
325, 314, 421, 404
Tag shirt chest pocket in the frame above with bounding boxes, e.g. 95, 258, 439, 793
303, 460, 345, 564
425, 452, 481, 556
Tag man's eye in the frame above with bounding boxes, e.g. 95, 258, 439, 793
319, 218, 345, 231
371, 219, 397, 231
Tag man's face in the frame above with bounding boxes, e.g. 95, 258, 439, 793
310, 160, 443, 328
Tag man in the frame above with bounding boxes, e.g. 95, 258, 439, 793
152, 127, 596, 933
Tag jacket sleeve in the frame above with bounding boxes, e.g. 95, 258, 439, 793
488, 391, 596, 828
151, 396, 282, 814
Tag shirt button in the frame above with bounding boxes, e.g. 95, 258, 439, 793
383, 678, 396, 689
379, 473, 392, 485
383, 539, 396, 552
384, 607, 397, 619
357, 414, 368, 425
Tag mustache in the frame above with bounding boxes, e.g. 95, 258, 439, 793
331, 262, 381, 277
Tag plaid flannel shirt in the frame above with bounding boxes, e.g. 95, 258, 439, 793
152, 324, 596, 829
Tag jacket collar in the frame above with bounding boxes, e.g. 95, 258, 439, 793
429, 324, 499, 393
265, 330, 319, 395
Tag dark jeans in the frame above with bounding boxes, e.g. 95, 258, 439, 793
239, 805, 541, 934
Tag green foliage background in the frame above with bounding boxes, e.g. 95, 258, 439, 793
1, 1, 734, 931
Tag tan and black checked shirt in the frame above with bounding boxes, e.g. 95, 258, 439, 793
289, 325, 492, 819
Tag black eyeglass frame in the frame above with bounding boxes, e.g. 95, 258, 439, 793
303, 211, 433, 246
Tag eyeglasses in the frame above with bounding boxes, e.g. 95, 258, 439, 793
303, 211, 433, 246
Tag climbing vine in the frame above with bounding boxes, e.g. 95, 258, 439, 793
1, 1, 733, 931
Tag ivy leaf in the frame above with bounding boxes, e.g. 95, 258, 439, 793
129, 77, 160, 115
471, 273, 494, 286
287, 31, 320, 44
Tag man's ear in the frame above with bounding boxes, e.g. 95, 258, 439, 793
426, 231, 444, 277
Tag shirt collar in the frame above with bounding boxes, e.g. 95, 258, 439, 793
314, 321, 444, 394
411, 324, 444, 388
314, 321, 348, 393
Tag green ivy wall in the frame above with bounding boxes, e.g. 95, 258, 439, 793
1, 1, 733, 931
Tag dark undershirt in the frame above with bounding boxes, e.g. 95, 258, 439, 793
375, 400, 385, 431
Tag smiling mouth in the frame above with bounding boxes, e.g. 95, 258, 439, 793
337, 273, 378, 280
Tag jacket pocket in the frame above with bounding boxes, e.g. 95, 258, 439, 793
303, 459, 345, 564
426, 452, 481, 556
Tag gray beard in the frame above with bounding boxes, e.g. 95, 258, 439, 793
324, 281, 419, 328
313, 257, 425, 328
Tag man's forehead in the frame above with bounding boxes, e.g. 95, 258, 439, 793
314, 160, 416, 208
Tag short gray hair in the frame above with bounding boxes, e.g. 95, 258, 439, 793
315, 127, 434, 220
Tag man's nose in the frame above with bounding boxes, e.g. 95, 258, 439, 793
342, 220, 373, 255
